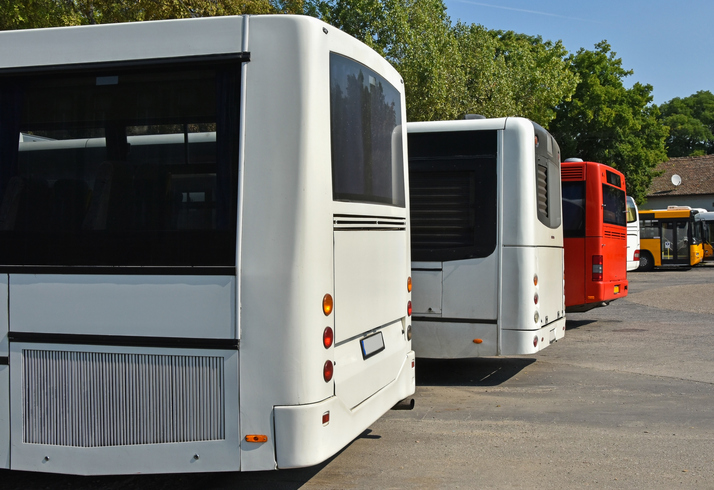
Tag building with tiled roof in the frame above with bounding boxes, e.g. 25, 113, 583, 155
642, 155, 714, 211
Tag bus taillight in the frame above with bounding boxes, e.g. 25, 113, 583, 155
592, 255, 603, 282
407, 276, 412, 292
323, 327, 334, 349
633, 249, 640, 261
407, 301, 412, 316
323, 360, 334, 382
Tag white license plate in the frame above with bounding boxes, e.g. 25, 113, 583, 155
361, 332, 385, 359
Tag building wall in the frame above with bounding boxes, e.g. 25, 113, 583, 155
641, 194, 714, 212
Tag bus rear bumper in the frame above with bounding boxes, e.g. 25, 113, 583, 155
501, 317, 566, 355
273, 350, 415, 469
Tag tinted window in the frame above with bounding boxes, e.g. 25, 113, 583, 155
408, 130, 497, 261
533, 123, 561, 229
602, 184, 626, 226
0, 62, 240, 267
330, 53, 404, 207
562, 181, 585, 238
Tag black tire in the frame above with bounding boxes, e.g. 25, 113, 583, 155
638, 251, 655, 271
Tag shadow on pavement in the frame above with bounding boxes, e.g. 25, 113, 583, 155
565, 318, 597, 330
416, 357, 535, 387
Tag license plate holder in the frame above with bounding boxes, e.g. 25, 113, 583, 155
361, 332, 385, 360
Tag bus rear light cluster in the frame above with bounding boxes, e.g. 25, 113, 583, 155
323, 327, 334, 349
592, 255, 603, 282
634, 249, 640, 261
323, 360, 334, 382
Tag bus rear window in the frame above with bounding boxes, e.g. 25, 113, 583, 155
408, 130, 497, 261
0, 61, 240, 267
602, 184, 626, 226
330, 53, 404, 207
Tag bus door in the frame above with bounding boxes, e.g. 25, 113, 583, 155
660, 220, 690, 265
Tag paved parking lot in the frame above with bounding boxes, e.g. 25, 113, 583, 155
4, 266, 714, 489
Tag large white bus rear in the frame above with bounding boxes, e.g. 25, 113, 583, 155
408, 117, 565, 358
0, 15, 414, 475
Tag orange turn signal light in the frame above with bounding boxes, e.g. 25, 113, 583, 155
323, 294, 333, 316
407, 276, 412, 292
473, 339, 483, 344
245, 435, 268, 443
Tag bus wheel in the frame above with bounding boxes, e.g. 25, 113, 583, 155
638, 251, 654, 271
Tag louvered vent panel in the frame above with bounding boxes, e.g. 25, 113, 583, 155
561, 165, 585, 181
410, 172, 475, 249
536, 164, 548, 218
604, 229, 626, 240
23, 349, 225, 447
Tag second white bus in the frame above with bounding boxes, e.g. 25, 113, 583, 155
407, 117, 565, 358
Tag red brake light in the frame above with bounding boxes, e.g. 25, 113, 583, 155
323, 327, 334, 349
592, 255, 603, 282
633, 250, 640, 261
323, 360, 334, 382
407, 301, 412, 316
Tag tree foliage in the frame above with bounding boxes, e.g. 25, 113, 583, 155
0, 0, 284, 29
454, 25, 577, 125
659, 90, 714, 157
548, 41, 668, 204
313, 0, 576, 125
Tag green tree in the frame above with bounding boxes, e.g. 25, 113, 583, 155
548, 41, 668, 204
317, 0, 466, 121
659, 90, 714, 157
455, 25, 577, 127
0, 0, 280, 29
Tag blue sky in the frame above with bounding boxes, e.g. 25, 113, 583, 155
442, 0, 714, 106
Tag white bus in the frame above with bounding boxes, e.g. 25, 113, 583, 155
626, 196, 641, 271
0, 15, 415, 475
407, 117, 565, 358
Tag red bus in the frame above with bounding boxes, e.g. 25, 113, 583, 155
561, 159, 628, 312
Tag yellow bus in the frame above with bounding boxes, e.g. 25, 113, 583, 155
637, 208, 704, 270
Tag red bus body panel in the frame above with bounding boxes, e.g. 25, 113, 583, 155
562, 161, 628, 311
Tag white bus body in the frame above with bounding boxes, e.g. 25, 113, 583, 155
0, 15, 414, 474
407, 117, 565, 358
626, 196, 641, 271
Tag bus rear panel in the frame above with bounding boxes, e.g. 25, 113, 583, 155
0, 15, 415, 475
562, 160, 628, 312
408, 117, 565, 358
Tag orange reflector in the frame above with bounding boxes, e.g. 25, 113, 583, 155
323, 326, 334, 349
473, 339, 483, 344
323, 294, 333, 316
322, 411, 330, 425
407, 276, 412, 293
245, 435, 268, 443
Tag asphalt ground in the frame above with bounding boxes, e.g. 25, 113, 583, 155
3, 264, 714, 489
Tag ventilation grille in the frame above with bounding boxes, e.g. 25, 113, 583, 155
604, 229, 627, 240
561, 165, 585, 181
410, 171, 476, 249
536, 164, 548, 218
23, 349, 225, 447
334, 215, 406, 231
